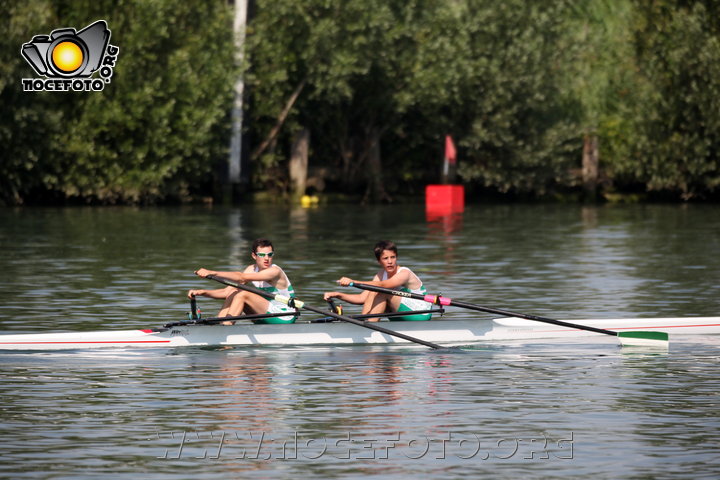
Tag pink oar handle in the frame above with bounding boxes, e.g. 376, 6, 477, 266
424, 295, 452, 306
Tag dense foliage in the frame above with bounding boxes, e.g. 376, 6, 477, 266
1, 0, 235, 204
1, 0, 719, 204
626, 0, 720, 199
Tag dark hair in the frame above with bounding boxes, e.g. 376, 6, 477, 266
374, 240, 397, 259
252, 238, 274, 253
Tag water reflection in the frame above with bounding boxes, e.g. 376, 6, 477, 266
1, 204, 718, 334
424, 212, 463, 279
227, 209, 246, 267
1, 337, 719, 477
289, 207, 311, 242
571, 206, 649, 316
3, 202, 720, 479
426, 211, 464, 235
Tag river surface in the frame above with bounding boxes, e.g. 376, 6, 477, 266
0, 203, 719, 479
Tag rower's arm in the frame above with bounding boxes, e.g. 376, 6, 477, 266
358, 269, 411, 290
195, 266, 257, 284
188, 286, 236, 299
324, 290, 369, 305
239, 265, 280, 283
328, 273, 382, 304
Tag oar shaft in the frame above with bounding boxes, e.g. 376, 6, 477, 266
300, 303, 443, 349
441, 298, 616, 336
206, 274, 301, 305
205, 275, 443, 349
351, 282, 618, 337
164, 311, 298, 329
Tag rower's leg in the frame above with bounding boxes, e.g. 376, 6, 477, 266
225, 291, 270, 317
217, 288, 240, 317
362, 292, 391, 322
387, 295, 403, 312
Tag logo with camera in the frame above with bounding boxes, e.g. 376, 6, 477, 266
21, 20, 119, 92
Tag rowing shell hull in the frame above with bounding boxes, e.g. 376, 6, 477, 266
0, 317, 719, 350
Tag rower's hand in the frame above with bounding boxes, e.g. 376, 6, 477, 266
336, 277, 354, 287
323, 291, 340, 301
194, 268, 213, 278
188, 289, 204, 299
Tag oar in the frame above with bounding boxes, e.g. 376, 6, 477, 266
311, 309, 444, 323
163, 311, 298, 329
350, 283, 668, 346
204, 275, 445, 349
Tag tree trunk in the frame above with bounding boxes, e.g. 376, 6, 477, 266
582, 133, 599, 197
251, 78, 307, 161
362, 128, 391, 204
228, 0, 248, 185
289, 127, 310, 196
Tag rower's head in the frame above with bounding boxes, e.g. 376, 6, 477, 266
374, 240, 397, 260
252, 238, 274, 267
374, 240, 398, 272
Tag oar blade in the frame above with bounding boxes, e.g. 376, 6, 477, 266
617, 331, 669, 347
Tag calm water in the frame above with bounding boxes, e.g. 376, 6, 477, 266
1, 204, 719, 479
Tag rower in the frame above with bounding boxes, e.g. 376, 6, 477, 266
188, 238, 298, 324
323, 240, 433, 322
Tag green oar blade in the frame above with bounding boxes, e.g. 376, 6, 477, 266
617, 330, 669, 347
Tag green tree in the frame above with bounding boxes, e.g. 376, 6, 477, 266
5, 0, 719, 204
431, 0, 581, 197
1, 0, 236, 205
0, 0, 58, 205
245, 0, 423, 200
628, 0, 720, 199
563, 0, 644, 197
245, 0, 582, 200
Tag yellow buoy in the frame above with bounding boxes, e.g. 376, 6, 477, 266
300, 195, 319, 207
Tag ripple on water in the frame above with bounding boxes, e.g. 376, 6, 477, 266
1, 205, 719, 478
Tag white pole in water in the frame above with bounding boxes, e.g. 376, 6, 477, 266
228, 0, 248, 185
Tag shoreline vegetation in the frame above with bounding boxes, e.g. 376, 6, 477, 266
6, 190, 715, 209
3, 0, 719, 206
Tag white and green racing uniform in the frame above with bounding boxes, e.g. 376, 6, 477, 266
381, 266, 433, 321
252, 265, 298, 324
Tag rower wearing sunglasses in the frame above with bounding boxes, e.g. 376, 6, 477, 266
189, 238, 297, 324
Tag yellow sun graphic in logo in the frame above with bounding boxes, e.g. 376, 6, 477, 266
52, 41, 83, 73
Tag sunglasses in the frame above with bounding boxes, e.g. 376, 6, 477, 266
255, 252, 274, 258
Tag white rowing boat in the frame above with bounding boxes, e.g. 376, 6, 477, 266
0, 316, 718, 350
